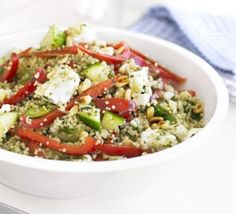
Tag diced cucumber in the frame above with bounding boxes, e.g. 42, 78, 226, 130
25, 105, 55, 119
78, 105, 101, 131
40, 25, 66, 48
101, 111, 125, 130
84, 63, 110, 83
154, 104, 176, 122
0, 112, 18, 139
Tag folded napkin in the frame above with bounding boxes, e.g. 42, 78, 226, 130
130, 6, 236, 101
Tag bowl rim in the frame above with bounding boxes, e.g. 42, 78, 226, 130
0, 27, 229, 173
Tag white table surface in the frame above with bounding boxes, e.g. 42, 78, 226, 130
0, 0, 236, 213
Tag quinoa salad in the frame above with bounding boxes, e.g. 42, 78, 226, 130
0, 25, 204, 161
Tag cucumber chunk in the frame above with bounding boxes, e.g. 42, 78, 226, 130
154, 104, 176, 122
25, 105, 55, 119
84, 62, 110, 83
78, 105, 101, 131
101, 111, 125, 130
0, 112, 18, 139
40, 25, 66, 48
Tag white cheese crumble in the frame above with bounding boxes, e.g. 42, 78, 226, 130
141, 129, 160, 145
141, 129, 177, 147
129, 67, 152, 106
0, 104, 11, 113
35, 65, 80, 106
175, 124, 188, 140
163, 91, 174, 100
66, 24, 96, 45
130, 118, 140, 128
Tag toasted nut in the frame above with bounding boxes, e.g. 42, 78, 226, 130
122, 136, 134, 146
151, 123, 159, 129
125, 89, 132, 100
115, 88, 125, 98
80, 95, 92, 104
193, 102, 203, 113
119, 64, 128, 74
146, 106, 155, 120
78, 79, 92, 94
150, 116, 164, 124
115, 75, 129, 87
116, 46, 125, 55
69, 105, 79, 115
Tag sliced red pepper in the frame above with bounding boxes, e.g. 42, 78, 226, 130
0, 53, 19, 82
76, 42, 130, 64
67, 78, 116, 110
21, 78, 116, 129
93, 144, 143, 158
187, 90, 196, 96
19, 46, 78, 58
93, 98, 131, 112
27, 140, 45, 157
119, 110, 133, 122
22, 138, 45, 158
15, 127, 96, 155
130, 47, 186, 84
18, 47, 33, 57
93, 97, 136, 121
20, 109, 64, 129
2, 68, 47, 105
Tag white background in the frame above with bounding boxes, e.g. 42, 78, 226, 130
0, 0, 236, 213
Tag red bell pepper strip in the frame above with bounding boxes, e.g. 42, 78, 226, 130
15, 127, 96, 155
76, 42, 131, 64
21, 78, 116, 129
28, 141, 45, 157
119, 111, 133, 122
2, 68, 47, 105
93, 98, 131, 112
93, 144, 143, 158
22, 138, 45, 158
20, 109, 64, 129
130, 47, 186, 84
19, 46, 78, 58
18, 47, 33, 57
67, 78, 117, 110
187, 90, 196, 96
0, 53, 19, 82
93, 97, 136, 121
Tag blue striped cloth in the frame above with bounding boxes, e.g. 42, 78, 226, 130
130, 6, 236, 101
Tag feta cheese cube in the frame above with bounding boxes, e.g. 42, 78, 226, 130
141, 129, 160, 145
66, 24, 96, 45
0, 104, 11, 113
129, 67, 152, 106
132, 90, 152, 106
141, 129, 177, 147
35, 65, 80, 106
163, 91, 174, 100
175, 124, 188, 140
129, 67, 149, 93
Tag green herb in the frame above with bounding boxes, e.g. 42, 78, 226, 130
191, 111, 202, 121
154, 104, 176, 122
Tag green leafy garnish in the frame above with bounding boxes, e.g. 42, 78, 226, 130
154, 104, 176, 122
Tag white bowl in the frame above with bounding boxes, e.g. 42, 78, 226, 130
0, 27, 228, 198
